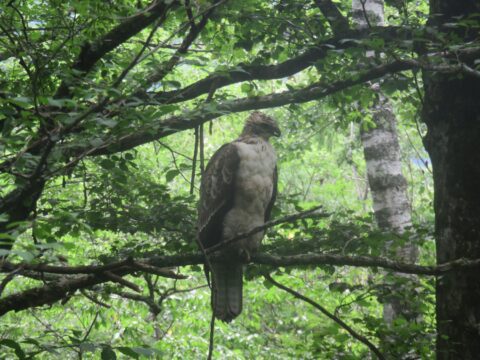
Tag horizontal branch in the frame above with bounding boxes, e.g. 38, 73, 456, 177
0, 258, 187, 280
85, 45, 480, 158
143, 252, 480, 276
148, 26, 406, 105
85, 57, 414, 156
2, 250, 480, 316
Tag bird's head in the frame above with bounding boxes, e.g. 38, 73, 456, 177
242, 111, 281, 139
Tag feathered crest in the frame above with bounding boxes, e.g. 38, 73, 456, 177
242, 111, 281, 138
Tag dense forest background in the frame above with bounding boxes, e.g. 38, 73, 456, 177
0, 0, 479, 359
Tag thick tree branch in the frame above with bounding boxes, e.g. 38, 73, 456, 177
0, 258, 186, 278
84, 45, 480, 158
0, 2, 176, 238
149, 26, 407, 105
55, 0, 176, 98
265, 273, 385, 359
2, 251, 480, 316
84, 57, 414, 157
314, 0, 350, 35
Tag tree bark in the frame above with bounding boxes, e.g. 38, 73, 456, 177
351, 0, 418, 270
423, 2, 480, 358
352, 0, 418, 356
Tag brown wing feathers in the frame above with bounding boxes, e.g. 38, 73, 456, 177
197, 143, 240, 249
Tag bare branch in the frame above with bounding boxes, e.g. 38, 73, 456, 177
206, 205, 329, 254
113, 290, 157, 308
103, 271, 142, 293
1, 252, 480, 316
82, 311, 100, 342
78, 46, 480, 159
265, 273, 385, 360
0, 266, 23, 297
131, 261, 188, 279
1, 257, 134, 275
80, 290, 111, 308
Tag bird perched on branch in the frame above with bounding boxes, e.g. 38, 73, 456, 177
197, 111, 280, 322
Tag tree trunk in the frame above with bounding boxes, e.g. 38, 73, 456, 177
352, 0, 418, 356
351, 0, 415, 253
423, 2, 480, 358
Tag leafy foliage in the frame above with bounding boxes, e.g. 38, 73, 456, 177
1, 0, 476, 358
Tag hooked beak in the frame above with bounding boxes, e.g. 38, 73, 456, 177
272, 127, 281, 137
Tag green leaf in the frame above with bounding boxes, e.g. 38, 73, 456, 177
96, 118, 118, 128
156, 104, 180, 116
241, 83, 253, 93
163, 80, 181, 89
100, 159, 116, 170
46, 98, 76, 108
101, 346, 117, 360
79, 342, 96, 353
89, 138, 104, 147
262, 279, 273, 289
116, 347, 139, 359
165, 169, 180, 182
131, 347, 161, 356
10, 97, 31, 107
0, 339, 26, 359
13, 250, 36, 262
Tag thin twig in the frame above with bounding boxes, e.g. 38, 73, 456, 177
265, 273, 385, 360
207, 313, 215, 360
0, 266, 23, 297
359, 0, 373, 29
80, 290, 111, 308
140, 0, 226, 82
199, 124, 205, 175
205, 205, 328, 254
103, 271, 142, 293
110, 14, 163, 89
132, 261, 188, 279
190, 126, 199, 195
159, 141, 193, 185
82, 311, 100, 342
158, 141, 193, 160
201, 79, 219, 175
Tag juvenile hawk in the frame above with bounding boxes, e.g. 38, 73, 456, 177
197, 111, 280, 322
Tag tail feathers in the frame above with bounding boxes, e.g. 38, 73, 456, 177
211, 262, 243, 322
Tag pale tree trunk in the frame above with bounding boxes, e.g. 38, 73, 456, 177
422, 1, 480, 358
351, 0, 419, 356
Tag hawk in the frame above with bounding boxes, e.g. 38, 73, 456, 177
197, 111, 280, 322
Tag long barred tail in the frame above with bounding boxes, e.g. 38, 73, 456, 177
210, 262, 243, 322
